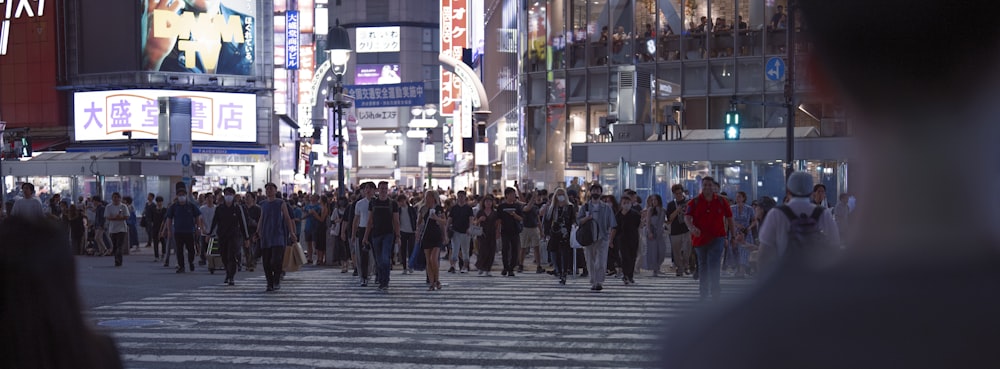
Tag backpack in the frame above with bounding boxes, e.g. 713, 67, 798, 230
776, 205, 830, 256
575, 203, 596, 247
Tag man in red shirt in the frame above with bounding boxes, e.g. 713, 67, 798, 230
684, 176, 735, 301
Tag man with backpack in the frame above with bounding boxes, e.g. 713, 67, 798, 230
576, 183, 617, 291
757, 171, 839, 273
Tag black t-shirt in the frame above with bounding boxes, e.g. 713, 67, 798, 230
449, 204, 474, 233
666, 198, 690, 235
368, 197, 399, 236
497, 201, 524, 235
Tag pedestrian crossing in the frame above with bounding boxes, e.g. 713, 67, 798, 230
89, 268, 753, 369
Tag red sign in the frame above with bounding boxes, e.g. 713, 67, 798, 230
440, 0, 467, 116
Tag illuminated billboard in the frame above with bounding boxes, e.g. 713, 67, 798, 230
354, 64, 401, 85
141, 0, 256, 75
356, 26, 400, 53
440, 0, 467, 116
73, 90, 257, 143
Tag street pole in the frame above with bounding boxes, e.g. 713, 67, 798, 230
785, 0, 797, 179
336, 75, 346, 198
0, 121, 5, 216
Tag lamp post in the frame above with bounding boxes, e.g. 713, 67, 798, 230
408, 105, 438, 189
326, 20, 352, 198
0, 121, 5, 216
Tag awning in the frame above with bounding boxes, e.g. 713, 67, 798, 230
31, 138, 72, 152
3, 151, 182, 177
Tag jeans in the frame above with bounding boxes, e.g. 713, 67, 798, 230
399, 232, 415, 267
174, 232, 196, 268
583, 238, 609, 286
356, 228, 370, 281
500, 233, 521, 272
450, 231, 471, 266
371, 233, 394, 286
110, 232, 127, 265
694, 237, 725, 299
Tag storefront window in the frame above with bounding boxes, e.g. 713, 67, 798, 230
588, 0, 609, 66
717, 161, 752, 199
550, 0, 569, 70
676, 161, 711, 196
609, 0, 634, 65
568, 0, 589, 68
755, 160, 786, 203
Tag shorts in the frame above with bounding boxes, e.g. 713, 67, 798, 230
520, 227, 540, 249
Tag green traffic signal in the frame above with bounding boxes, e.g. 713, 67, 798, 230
724, 110, 740, 140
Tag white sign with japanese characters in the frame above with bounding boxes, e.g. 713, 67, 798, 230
73, 90, 257, 142
355, 26, 400, 53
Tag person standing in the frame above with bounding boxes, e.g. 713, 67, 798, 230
417, 190, 446, 290
684, 176, 735, 301
142, 193, 156, 248
331, 196, 350, 272
475, 196, 500, 276
255, 183, 298, 292
363, 181, 401, 291
149, 196, 168, 264
314, 195, 331, 266
243, 193, 262, 272
209, 187, 250, 286
162, 188, 205, 274
666, 184, 692, 277
446, 191, 475, 274
576, 184, 617, 291
497, 188, 524, 277
643, 194, 669, 276
616, 194, 642, 284
303, 195, 321, 264
103, 193, 130, 267
729, 191, 756, 278
122, 196, 140, 252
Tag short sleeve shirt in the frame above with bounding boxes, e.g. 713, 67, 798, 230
497, 201, 524, 235
685, 194, 732, 247
449, 204, 474, 233
355, 198, 371, 228
368, 197, 399, 236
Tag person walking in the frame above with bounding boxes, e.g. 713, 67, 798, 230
475, 196, 500, 276
122, 196, 140, 252
243, 193, 262, 272
396, 193, 417, 274
446, 191, 475, 274
520, 192, 545, 274
197, 193, 217, 266
331, 196, 350, 272
576, 184, 617, 291
497, 187, 524, 277
543, 188, 576, 284
417, 190, 446, 290
142, 193, 156, 248
363, 181, 401, 291
149, 196, 168, 264
684, 176, 735, 301
643, 194, 669, 276
162, 188, 205, 274
616, 194, 642, 284
255, 183, 298, 292
666, 184, 692, 277
209, 187, 250, 286
729, 191, 756, 278
352, 183, 375, 286
103, 193, 130, 267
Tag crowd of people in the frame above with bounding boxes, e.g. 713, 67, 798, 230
0, 172, 852, 297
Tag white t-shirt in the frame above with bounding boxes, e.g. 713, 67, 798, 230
355, 197, 370, 228
200, 204, 217, 235
10, 197, 44, 219
104, 203, 130, 234
758, 197, 840, 257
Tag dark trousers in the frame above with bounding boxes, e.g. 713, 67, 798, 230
110, 232, 127, 266
174, 232, 196, 268
356, 228, 370, 280
500, 233, 520, 272
220, 235, 241, 279
619, 239, 639, 280
554, 248, 574, 278
261, 246, 285, 286
399, 231, 415, 266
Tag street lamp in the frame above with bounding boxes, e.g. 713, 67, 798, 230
326, 20, 352, 198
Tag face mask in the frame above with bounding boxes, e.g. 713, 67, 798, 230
591, 194, 601, 200
224, 195, 234, 203
178, 197, 187, 204
557, 195, 566, 202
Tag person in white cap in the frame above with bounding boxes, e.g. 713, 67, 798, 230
756, 171, 839, 273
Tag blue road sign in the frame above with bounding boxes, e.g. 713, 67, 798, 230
766, 57, 785, 81
181, 153, 191, 167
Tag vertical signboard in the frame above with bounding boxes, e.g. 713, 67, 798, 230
440, 0, 467, 117
286, 10, 300, 70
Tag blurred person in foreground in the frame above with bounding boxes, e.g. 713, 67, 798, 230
659, 1, 1000, 368
0, 216, 124, 369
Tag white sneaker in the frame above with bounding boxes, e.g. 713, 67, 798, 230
460, 268, 467, 274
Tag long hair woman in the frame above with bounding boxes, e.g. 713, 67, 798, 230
474, 195, 500, 277
417, 190, 447, 290
1, 216, 124, 369
643, 194, 669, 276
542, 188, 576, 284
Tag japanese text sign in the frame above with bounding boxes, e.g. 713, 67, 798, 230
440, 0, 467, 116
342, 82, 425, 109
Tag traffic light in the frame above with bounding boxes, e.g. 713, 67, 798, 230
724, 110, 740, 140
20, 137, 31, 157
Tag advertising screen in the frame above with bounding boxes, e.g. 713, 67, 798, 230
354, 64, 401, 85
73, 90, 257, 143
141, 0, 256, 75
